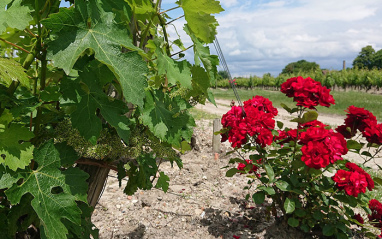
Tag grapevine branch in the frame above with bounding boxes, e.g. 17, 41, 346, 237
159, 6, 180, 15
76, 158, 119, 172
170, 44, 193, 57
0, 38, 31, 54
166, 15, 184, 25
24, 28, 37, 38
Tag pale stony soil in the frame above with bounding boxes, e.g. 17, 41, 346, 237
92, 99, 381, 239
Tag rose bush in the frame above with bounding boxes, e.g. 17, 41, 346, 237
221, 76, 382, 238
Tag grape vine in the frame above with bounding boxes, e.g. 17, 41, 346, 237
0, 0, 223, 238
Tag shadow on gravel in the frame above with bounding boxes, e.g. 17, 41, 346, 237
126, 224, 146, 239
199, 197, 275, 239
198, 197, 323, 239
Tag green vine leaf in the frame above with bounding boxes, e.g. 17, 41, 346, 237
155, 43, 192, 88
177, 0, 224, 43
62, 202, 99, 239
5, 141, 89, 239
0, 165, 22, 189
0, 58, 30, 88
126, 0, 156, 14
184, 25, 219, 84
42, 4, 148, 107
187, 65, 211, 104
124, 154, 158, 195
68, 62, 133, 144
0, 124, 34, 170
0, 0, 32, 34
141, 90, 195, 147
155, 172, 170, 192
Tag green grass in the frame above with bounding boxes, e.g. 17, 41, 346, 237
189, 108, 220, 121
211, 88, 382, 120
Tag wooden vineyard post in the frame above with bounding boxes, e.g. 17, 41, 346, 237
213, 118, 221, 155
78, 163, 110, 207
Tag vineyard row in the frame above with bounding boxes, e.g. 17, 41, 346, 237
217, 68, 382, 90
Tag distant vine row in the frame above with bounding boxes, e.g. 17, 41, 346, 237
217, 68, 382, 90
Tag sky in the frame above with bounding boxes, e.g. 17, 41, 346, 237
60, 0, 382, 77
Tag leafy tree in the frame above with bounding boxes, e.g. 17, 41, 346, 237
373, 49, 382, 70
218, 70, 229, 79
0, 0, 222, 238
352, 45, 376, 69
281, 60, 320, 74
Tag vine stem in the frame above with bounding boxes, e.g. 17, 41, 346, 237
170, 44, 193, 57
166, 15, 185, 25
159, 6, 180, 15
0, 38, 31, 54
157, 11, 171, 55
24, 28, 37, 38
76, 158, 118, 172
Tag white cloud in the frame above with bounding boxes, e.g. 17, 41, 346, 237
212, 0, 382, 76
220, 0, 240, 8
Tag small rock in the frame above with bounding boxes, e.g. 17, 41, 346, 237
116, 205, 121, 209
132, 200, 138, 204
202, 175, 207, 180
157, 197, 162, 201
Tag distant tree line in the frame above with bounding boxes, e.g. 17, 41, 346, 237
352, 45, 382, 70
216, 45, 381, 82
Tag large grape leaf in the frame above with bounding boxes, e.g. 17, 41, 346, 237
42, 2, 148, 107
0, 0, 33, 34
141, 90, 195, 147
69, 62, 132, 144
184, 25, 219, 84
63, 202, 99, 239
0, 58, 30, 87
0, 165, 22, 189
155, 46, 192, 88
5, 141, 89, 239
0, 123, 34, 171
126, 0, 155, 14
124, 153, 158, 195
187, 65, 211, 104
177, 0, 224, 43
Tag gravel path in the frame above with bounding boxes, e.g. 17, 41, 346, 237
92, 98, 381, 239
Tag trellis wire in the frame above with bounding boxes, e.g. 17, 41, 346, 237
213, 37, 246, 115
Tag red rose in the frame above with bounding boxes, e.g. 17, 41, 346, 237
368, 199, 382, 229
324, 132, 348, 163
363, 123, 382, 145
221, 106, 243, 128
318, 86, 335, 107
229, 125, 247, 148
299, 126, 331, 144
332, 169, 351, 189
280, 76, 334, 109
346, 162, 374, 191
333, 163, 374, 197
256, 129, 273, 147
301, 141, 330, 169
353, 214, 364, 224
237, 160, 258, 174
244, 95, 278, 116
335, 125, 352, 139
344, 171, 367, 197
300, 120, 327, 129
336, 106, 377, 138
